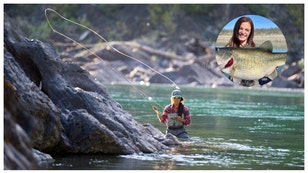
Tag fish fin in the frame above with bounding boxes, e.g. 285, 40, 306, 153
259, 40, 273, 52
232, 78, 242, 84
267, 68, 278, 80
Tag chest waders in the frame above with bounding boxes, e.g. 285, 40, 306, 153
167, 113, 183, 129
166, 105, 189, 139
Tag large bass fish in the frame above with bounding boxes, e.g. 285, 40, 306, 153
216, 41, 287, 81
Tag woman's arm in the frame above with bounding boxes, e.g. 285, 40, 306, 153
152, 105, 164, 122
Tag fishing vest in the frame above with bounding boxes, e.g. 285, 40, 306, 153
167, 104, 184, 129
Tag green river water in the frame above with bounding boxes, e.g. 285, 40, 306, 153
47, 84, 304, 170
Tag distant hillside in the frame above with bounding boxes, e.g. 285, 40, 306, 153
4, 4, 303, 64
4, 4, 304, 88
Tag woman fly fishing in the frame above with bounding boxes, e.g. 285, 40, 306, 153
152, 89, 191, 140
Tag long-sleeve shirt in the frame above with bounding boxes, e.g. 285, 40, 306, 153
161, 104, 191, 126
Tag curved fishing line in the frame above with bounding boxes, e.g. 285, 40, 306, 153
44, 8, 174, 110
45, 8, 179, 89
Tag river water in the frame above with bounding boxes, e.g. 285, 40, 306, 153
47, 84, 304, 170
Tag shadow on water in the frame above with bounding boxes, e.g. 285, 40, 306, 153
46, 84, 304, 170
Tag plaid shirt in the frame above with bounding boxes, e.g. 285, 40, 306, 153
161, 104, 191, 125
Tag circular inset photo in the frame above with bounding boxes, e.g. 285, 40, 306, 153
215, 15, 287, 87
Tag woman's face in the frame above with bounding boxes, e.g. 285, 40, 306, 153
172, 96, 181, 105
237, 22, 251, 43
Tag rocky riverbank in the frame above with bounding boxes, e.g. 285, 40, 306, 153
4, 14, 181, 169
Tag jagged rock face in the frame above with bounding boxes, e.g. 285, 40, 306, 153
4, 13, 170, 169
4, 108, 37, 170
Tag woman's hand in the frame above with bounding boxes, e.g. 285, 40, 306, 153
152, 105, 161, 115
152, 105, 163, 122
152, 105, 158, 111
177, 116, 185, 124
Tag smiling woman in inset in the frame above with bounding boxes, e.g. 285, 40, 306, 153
226, 16, 272, 86
226, 16, 256, 48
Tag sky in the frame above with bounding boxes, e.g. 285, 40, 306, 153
223, 15, 279, 30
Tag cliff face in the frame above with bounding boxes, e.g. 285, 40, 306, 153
4, 14, 171, 169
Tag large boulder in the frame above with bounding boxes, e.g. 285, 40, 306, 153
4, 13, 172, 169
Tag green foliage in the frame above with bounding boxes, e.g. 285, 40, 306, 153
179, 4, 214, 14
246, 4, 269, 17
33, 6, 92, 41
147, 4, 212, 32
98, 4, 121, 15
5, 4, 92, 41
31, 21, 52, 39
298, 58, 304, 69
51, 4, 80, 19
286, 4, 304, 33
147, 5, 177, 31
4, 4, 37, 17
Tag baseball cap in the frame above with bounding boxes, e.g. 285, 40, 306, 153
171, 89, 182, 97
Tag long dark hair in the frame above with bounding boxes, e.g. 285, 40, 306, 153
170, 97, 185, 117
176, 103, 184, 117
226, 16, 256, 47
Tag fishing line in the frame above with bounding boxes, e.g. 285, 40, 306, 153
44, 8, 178, 110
